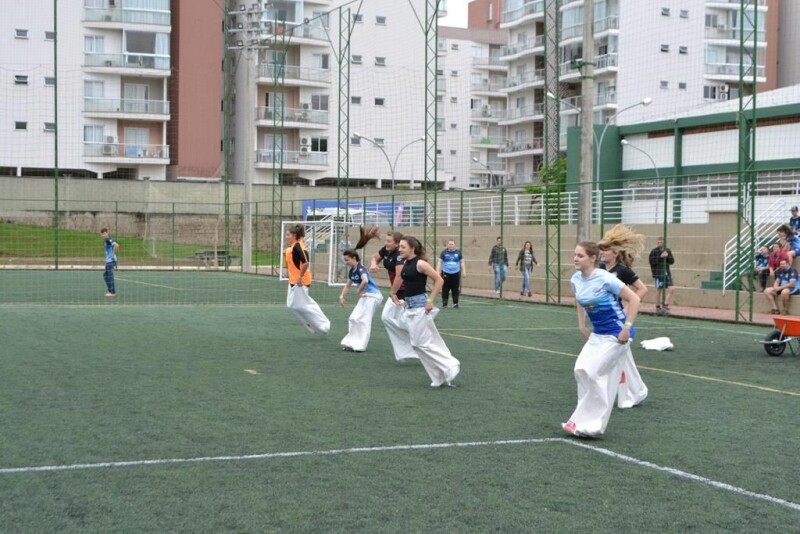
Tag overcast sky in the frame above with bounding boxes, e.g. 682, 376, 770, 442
439, 0, 468, 28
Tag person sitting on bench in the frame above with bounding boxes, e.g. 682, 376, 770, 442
765, 257, 799, 315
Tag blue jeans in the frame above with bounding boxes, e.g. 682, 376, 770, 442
104, 262, 116, 293
492, 264, 507, 291
405, 293, 428, 309
521, 266, 532, 293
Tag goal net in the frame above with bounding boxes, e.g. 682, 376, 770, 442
280, 220, 355, 287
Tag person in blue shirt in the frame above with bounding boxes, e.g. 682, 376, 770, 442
339, 227, 382, 352
789, 206, 800, 236
100, 227, 119, 297
753, 245, 770, 292
563, 241, 640, 439
764, 257, 799, 315
437, 239, 465, 308
777, 224, 800, 263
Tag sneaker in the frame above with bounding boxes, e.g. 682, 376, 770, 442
495, 290, 500, 295
105, 292, 115, 297
442, 303, 448, 308
527, 292, 532, 297
453, 303, 459, 309
562, 421, 578, 436
655, 306, 664, 316
520, 291, 525, 295
662, 306, 672, 315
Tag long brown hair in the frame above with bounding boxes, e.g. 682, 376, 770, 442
354, 226, 380, 250
400, 236, 427, 261
287, 224, 305, 240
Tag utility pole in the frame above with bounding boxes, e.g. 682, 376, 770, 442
577, 0, 595, 243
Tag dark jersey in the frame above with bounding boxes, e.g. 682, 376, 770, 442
605, 262, 639, 304
401, 257, 427, 297
378, 246, 404, 285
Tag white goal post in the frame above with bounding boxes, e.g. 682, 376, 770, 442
279, 220, 357, 286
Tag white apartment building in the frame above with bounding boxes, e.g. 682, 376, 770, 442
0, 0, 172, 180
498, 0, 774, 183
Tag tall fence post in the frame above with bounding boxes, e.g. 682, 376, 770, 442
171, 202, 175, 271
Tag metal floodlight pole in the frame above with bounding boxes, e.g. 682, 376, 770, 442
353, 132, 423, 190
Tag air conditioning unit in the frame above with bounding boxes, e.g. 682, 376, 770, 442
106, 136, 115, 144
301, 103, 310, 110
300, 137, 310, 146
104, 15, 113, 22
716, 24, 726, 31
300, 146, 310, 155
718, 83, 729, 93
102, 144, 115, 155
719, 92, 729, 101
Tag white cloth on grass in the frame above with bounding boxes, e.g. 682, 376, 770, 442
640, 337, 673, 351
616, 351, 648, 409
381, 299, 419, 361
566, 333, 628, 437
286, 285, 330, 335
405, 307, 460, 387
340, 292, 383, 352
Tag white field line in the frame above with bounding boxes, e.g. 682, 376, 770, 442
1, 437, 798, 512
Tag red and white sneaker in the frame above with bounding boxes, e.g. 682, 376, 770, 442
562, 421, 579, 436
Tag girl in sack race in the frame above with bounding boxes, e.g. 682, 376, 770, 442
284, 224, 330, 335
339, 227, 383, 352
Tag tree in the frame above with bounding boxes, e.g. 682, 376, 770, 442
524, 158, 567, 224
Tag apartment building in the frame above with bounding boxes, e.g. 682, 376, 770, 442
0, 0, 173, 180
494, 0, 778, 186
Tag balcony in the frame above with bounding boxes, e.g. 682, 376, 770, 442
705, 62, 766, 79
255, 149, 328, 167
471, 161, 506, 173
500, 35, 544, 58
507, 172, 539, 186
255, 106, 329, 128
472, 56, 508, 69
500, 0, 545, 26
84, 53, 170, 75
704, 26, 767, 43
471, 107, 507, 121
502, 69, 545, 92
84, 7, 171, 27
706, 0, 767, 6
83, 98, 169, 119
84, 142, 169, 162
561, 16, 619, 41
256, 63, 330, 87
498, 137, 544, 156
471, 79, 506, 94
561, 53, 618, 79
470, 135, 506, 148
246, 19, 328, 44
501, 103, 545, 124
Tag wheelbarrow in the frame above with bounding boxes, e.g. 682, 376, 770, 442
762, 316, 800, 357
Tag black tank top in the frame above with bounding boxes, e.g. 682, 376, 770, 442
401, 257, 427, 297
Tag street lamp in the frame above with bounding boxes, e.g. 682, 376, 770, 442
471, 157, 497, 188
353, 132, 425, 190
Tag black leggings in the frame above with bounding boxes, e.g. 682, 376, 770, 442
442, 272, 461, 304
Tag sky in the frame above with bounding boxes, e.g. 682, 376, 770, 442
439, 0, 469, 28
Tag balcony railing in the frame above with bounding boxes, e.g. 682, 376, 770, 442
504, 104, 544, 121
705, 62, 766, 77
704, 27, 767, 42
562, 16, 619, 40
471, 108, 507, 120
470, 135, 506, 146
503, 69, 545, 90
84, 7, 171, 26
502, 35, 544, 56
561, 53, 617, 75
255, 149, 327, 166
84, 143, 169, 159
472, 56, 507, 67
707, 0, 767, 5
257, 63, 330, 84
85, 53, 170, 71
471, 80, 506, 93
471, 161, 506, 172
500, 137, 544, 153
507, 172, 539, 186
84, 98, 169, 115
501, 0, 544, 24
249, 19, 328, 41
255, 106, 329, 125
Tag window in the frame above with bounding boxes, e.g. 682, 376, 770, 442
350, 136, 361, 145
311, 94, 329, 111
680, 10, 689, 18
374, 97, 385, 106
451, 43, 459, 51
660, 80, 669, 89
83, 124, 104, 143
353, 14, 363, 23
660, 44, 670, 53
312, 53, 329, 70
44, 76, 56, 87
14, 75, 29, 85
488, 2, 494, 22
450, 97, 458, 104
679, 46, 688, 55
15, 121, 27, 131
705, 14, 718, 28
376, 16, 386, 25
45, 31, 56, 41
15, 29, 28, 39
44, 122, 56, 132
84, 35, 105, 53
450, 149, 457, 156
450, 123, 457, 129
351, 96, 361, 105
310, 137, 328, 152
311, 11, 330, 28
84, 80, 104, 98
661, 7, 670, 16
450, 70, 459, 77
375, 56, 386, 66
352, 54, 362, 64
703, 85, 718, 100
678, 82, 687, 90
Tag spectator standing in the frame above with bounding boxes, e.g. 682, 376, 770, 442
789, 206, 800, 236
437, 239, 465, 308
488, 236, 509, 295
753, 246, 770, 292
648, 237, 675, 315
100, 227, 119, 297
764, 258, 799, 315
515, 241, 538, 297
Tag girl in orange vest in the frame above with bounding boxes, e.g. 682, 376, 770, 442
285, 224, 330, 335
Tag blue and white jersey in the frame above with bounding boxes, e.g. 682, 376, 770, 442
104, 237, 117, 264
776, 267, 800, 295
790, 216, 800, 235
571, 269, 632, 338
349, 262, 381, 294
439, 249, 463, 274
755, 253, 769, 270
787, 235, 800, 254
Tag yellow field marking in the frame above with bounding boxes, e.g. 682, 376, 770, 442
442, 332, 800, 398
244, 369, 260, 375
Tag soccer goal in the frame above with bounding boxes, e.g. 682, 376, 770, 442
279, 220, 355, 286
